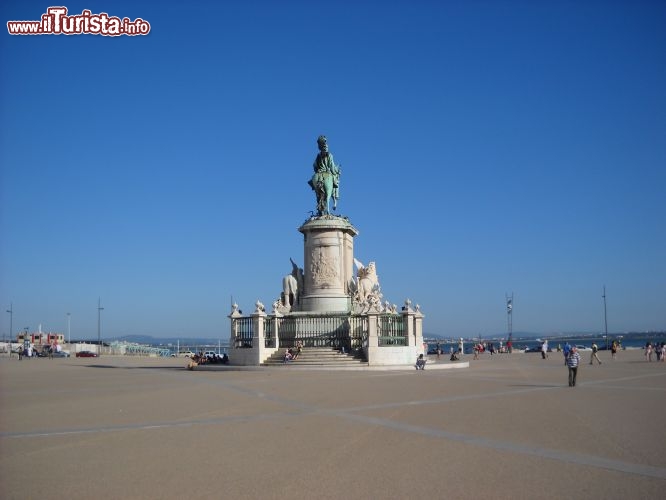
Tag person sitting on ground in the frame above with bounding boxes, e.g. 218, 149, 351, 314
284, 349, 294, 363
415, 353, 426, 370
450, 350, 459, 361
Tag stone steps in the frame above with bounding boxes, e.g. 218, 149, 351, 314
262, 347, 367, 366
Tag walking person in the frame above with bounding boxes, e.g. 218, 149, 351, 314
436, 342, 441, 360
590, 342, 601, 365
611, 340, 618, 360
567, 346, 581, 387
562, 342, 571, 366
541, 340, 549, 360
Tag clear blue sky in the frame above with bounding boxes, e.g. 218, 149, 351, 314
1, 0, 664, 340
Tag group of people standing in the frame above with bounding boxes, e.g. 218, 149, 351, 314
644, 341, 665, 362
12, 342, 61, 360
561, 341, 602, 388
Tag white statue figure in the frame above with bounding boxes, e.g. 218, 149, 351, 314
281, 258, 304, 311
282, 274, 297, 307
354, 259, 381, 302
366, 292, 383, 313
255, 300, 265, 313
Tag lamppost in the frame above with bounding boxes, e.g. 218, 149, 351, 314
67, 312, 71, 344
6, 303, 12, 342
602, 285, 608, 350
97, 298, 104, 356
506, 293, 514, 353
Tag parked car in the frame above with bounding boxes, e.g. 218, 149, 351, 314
171, 351, 194, 358
76, 350, 98, 358
52, 351, 71, 358
525, 346, 552, 353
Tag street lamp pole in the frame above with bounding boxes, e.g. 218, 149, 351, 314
97, 298, 104, 356
506, 293, 513, 353
67, 312, 71, 344
6, 303, 12, 343
602, 285, 608, 350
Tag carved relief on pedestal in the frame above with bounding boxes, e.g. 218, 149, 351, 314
310, 247, 339, 287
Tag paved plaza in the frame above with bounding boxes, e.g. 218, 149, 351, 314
1, 349, 664, 499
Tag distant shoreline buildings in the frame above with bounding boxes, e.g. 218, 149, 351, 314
16, 331, 65, 346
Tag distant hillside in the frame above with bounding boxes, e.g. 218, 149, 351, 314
424, 331, 665, 341
423, 332, 541, 340
113, 334, 228, 346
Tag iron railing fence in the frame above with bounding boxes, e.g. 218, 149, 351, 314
233, 317, 254, 348
378, 314, 406, 346
264, 318, 275, 348
267, 314, 368, 352
233, 313, 406, 350
348, 315, 367, 350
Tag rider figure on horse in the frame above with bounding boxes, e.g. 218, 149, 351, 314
308, 135, 340, 215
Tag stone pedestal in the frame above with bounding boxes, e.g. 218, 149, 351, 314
298, 216, 358, 312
